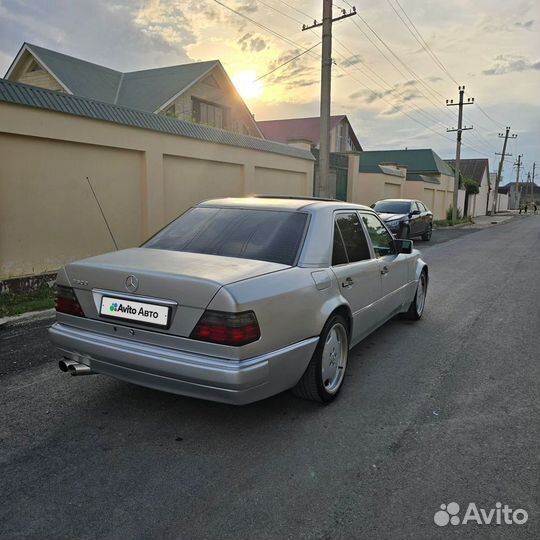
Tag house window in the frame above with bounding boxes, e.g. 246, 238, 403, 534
336, 122, 348, 152
192, 98, 227, 129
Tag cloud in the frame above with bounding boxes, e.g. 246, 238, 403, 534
264, 47, 318, 89
482, 54, 540, 75
134, 1, 195, 48
237, 32, 266, 53
0, 0, 193, 74
340, 54, 363, 67
514, 19, 534, 29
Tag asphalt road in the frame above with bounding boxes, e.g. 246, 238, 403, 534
1, 215, 539, 540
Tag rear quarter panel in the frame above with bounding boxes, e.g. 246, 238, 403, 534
209, 267, 345, 358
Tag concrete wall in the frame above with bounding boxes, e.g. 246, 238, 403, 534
0, 102, 313, 280
347, 160, 461, 220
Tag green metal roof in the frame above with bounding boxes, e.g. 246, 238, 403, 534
26, 43, 123, 103
117, 62, 218, 111
19, 43, 219, 113
406, 173, 441, 184
359, 149, 454, 177
0, 78, 314, 161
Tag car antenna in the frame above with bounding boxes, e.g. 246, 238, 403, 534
83, 176, 119, 250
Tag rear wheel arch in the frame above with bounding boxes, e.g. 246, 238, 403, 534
328, 305, 352, 339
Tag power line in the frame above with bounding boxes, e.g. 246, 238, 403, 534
271, 0, 498, 148
260, 0, 452, 129
388, 0, 459, 86
351, 15, 448, 104
219, 0, 495, 159
255, 41, 321, 81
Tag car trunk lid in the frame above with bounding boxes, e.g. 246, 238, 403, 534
63, 248, 288, 336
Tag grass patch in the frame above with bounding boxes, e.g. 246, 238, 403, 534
433, 217, 472, 228
0, 286, 55, 318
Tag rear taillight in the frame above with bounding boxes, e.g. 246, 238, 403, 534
190, 310, 260, 346
55, 285, 85, 317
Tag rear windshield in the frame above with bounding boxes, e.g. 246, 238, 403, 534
372, 201, 411, 214
144, 207, 308, 266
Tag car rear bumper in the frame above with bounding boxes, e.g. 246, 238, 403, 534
49, 322, 318, 405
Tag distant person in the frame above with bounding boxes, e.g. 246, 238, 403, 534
534, 202, 538, 213
519, 204, 523, 214
524, 203, 528, 214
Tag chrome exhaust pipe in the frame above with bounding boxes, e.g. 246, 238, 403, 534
59, 359, 78, 372
68, 363, 95, 376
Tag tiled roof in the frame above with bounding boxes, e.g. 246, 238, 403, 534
0, 78, 314, 161
258, 115, 362, 150
445, 158, 489, 185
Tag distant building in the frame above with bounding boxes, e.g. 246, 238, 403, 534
354, 149, 457, 219
444, 158, 490, 217
498, 181, 540, 206
257, 115, 362, 152
5, 42, 262, 137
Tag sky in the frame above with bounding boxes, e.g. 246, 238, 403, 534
1, 0, 539, 184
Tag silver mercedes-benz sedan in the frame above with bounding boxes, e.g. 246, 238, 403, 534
49, 196, 428, 405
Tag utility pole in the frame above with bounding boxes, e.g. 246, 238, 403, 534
490, 127, 517, 215
514, 154, 523, 208
302, 2, 356, 198
531, 162, 536, 203
446, 86, 474, 223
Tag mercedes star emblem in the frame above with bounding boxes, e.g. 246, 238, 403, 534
125, 275, 139, 292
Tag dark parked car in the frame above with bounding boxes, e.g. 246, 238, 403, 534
371, 199, 433, 240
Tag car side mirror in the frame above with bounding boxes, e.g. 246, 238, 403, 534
369, 203, 375, 209
411, 209, 420, 216
395, 239, 413, 254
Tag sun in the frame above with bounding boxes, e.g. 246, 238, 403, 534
232, 71, 264, 99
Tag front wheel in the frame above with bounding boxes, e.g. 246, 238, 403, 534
293, 314, 349, 403
403, 270, 427, 320
422, 224, 432, 241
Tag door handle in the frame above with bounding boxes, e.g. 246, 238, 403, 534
380, 266, 389, 275
341, 277, 354, 288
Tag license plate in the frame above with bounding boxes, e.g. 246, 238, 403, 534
100, 296, 170, 327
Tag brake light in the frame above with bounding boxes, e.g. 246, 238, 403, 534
190, 310, 260, 346
55, 285, 85, 317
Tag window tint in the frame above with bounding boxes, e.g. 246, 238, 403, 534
145, 207, 307, 265
335, 213, 371, 263
361, 213, 397, 258
332, 226, 348, 265
372, 201, 412, 214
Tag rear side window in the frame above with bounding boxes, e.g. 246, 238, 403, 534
145, 207, 307, 265
332, 227, 348, 265
334, 213, 371, 263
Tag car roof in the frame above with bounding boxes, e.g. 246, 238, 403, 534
376, 198, 415, 203
198, 196, 373, 212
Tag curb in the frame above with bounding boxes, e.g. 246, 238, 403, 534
0, 308, 55, 329
433, 222, 472, 231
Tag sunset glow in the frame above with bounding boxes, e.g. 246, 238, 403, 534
232, 71, 264, 99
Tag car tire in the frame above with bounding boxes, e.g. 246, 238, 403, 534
422, 224, 432, 241
403, 270, 428, 321
293, 314, 349, 403
399, 224, 411, 239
